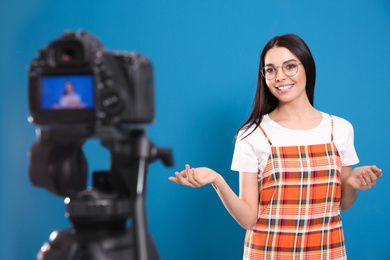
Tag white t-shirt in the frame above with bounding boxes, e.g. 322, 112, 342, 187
60, 93, 81, 108
231, 112, 359, 174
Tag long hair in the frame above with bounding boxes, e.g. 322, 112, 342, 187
236, 34, 316, 139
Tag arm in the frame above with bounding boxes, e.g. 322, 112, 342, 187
340, 165, 383, 212
169, 165, 259, 230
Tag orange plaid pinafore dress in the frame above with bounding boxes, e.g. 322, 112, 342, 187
244, 117, 346, 259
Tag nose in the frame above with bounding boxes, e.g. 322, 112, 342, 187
275, 66, 286, 81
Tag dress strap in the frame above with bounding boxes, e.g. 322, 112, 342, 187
259, 126, 273, 146
330, 115, 334, 142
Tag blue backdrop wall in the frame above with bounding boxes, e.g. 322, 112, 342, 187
1, 1, 389, 259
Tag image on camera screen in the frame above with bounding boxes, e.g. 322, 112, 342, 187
41, 75, 94, 110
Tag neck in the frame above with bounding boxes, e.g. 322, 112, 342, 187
275, 98, 316, 118
268, 97, 322, 130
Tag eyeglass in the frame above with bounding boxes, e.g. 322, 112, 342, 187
261, 60, 302, 80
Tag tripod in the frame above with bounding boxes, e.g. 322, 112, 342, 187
31, 126, 173, 260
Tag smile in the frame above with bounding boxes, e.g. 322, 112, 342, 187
276, 84, 294, 92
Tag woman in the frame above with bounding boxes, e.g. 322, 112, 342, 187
169, 34, 382, 259
59, 80, 85, 109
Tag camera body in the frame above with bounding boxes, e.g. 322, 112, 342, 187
28, 30, 154, 127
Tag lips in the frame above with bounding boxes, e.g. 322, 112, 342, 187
276, 84, 294, 93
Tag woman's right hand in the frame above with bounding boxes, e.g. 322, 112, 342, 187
169, 164, 221, 188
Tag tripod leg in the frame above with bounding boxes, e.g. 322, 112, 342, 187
132, 158, 149, 260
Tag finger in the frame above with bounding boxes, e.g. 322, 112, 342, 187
186, 166, 199, 187
367, 171, 378, 186
375, 169, 383, 178
185, 165, 194, 180
370, 165, 381, 172
360, 175, 367, 186
185, 164, 191, 176
188, 168, 201, 187
174, 172, 184, 183
362, 171, 372, 186
175, 172, 190, 185
175, 172, 196, 188
168, 176, 179, 183
370, 165, 383, 176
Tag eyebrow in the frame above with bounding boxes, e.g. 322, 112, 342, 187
264, 59, 297, 67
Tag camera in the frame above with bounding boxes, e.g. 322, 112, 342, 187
28, 30, 154, 128
28, 30, 173, 260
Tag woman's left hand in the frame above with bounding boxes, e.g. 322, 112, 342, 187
346, 165, 383, 191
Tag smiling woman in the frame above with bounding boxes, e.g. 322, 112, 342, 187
263, 47, 308, 107
169, 34, 383, 260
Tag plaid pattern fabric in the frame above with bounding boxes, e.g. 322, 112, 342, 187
244, 118, 346, 260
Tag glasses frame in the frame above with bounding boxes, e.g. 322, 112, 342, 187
261, 60, 302, 80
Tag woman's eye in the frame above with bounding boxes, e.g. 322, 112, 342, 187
265, 68, 275, 73
285, 63, 297, 70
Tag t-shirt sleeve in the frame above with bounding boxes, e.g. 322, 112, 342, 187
231, 130, 259, 173
334, 117, 360, 166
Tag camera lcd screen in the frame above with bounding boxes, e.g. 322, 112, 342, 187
41, 75, 94, 110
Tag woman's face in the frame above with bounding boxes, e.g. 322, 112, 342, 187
264, 47, 307, 105
65, 81, 75, 94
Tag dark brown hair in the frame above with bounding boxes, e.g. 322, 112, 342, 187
237, 34, 316, 138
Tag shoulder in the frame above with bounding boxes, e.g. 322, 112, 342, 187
235, 122, 270, 149
330, 114, 352, 126
236, 123, 259, 142
236, 116, 274, 142
327, 113, 359, 165
232, 122, 272, 173
327, 113, 356, 146
330, 114, 355, 134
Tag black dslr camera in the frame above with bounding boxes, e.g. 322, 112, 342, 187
28, 30, 172, 260
29, 30, 154, 127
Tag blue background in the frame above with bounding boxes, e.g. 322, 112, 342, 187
1, 1, 389, 259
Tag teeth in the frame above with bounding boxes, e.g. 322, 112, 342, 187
277, 85, 293, 91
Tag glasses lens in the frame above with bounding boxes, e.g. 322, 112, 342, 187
282, 61, 299, 77
262, 66, 276, 80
